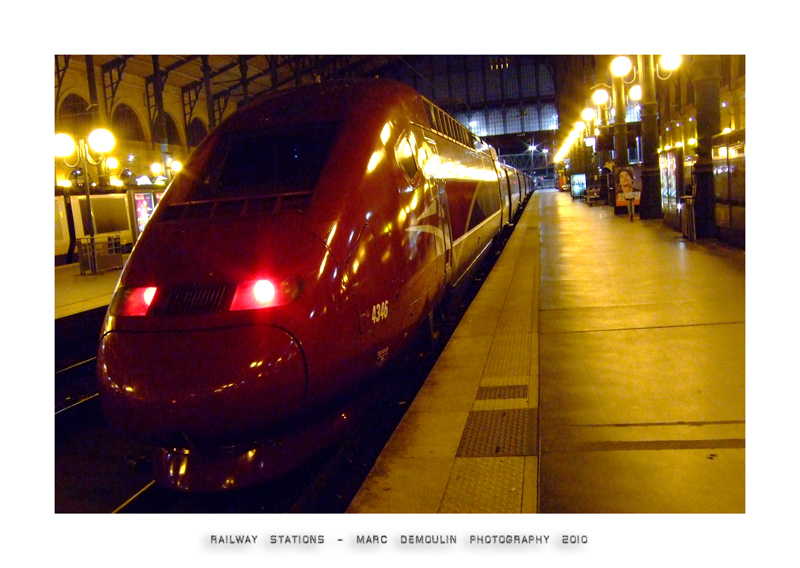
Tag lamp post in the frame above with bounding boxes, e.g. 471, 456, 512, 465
637, 55, 682, 219
607, 55, 683, 219
638, 54, 661, 219
55, 129, 115, 238
576, 120, 590, 177
581, 107, 598, 176
610, 56, 632, 170
591, 85, 611, 127
591, 85, 614, 204
542, 148, 549, 181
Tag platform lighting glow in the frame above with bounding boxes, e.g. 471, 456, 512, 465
55, 133, 76, 157
380, 123, 392, 145
88, 129, 115, 153
660, 54, 682, 71
592, 89, 609, 105
399, 140, 413, 159
151, 162, 163, 175
611, 56, 633, 77
629, 85, 642, 101
367, 149, 384, 173
688, 138, 697, 146
170, 160, 182, 173
581, 108, 596, 121
574, 121, 586, 132
106, 157, 119, 170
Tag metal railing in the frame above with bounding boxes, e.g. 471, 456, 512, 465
77, 234, 123, 275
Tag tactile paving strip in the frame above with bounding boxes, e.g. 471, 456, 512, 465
456, 408, 538, 457
483, 333, 532, 377
439, 457, 524, 513
496, 300, 533, 335
476, 385, 528, 400
479, 374, 530, 387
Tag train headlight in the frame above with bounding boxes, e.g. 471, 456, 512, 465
230, 278, 302, 311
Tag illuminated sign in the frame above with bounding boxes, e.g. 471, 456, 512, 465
133, 192, 155, 234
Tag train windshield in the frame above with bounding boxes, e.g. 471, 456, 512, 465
184, 121, 341, 201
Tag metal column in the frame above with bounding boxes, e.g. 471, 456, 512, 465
690, 55, 721, 238
638, 55, 662, 219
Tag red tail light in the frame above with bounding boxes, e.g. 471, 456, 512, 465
230, 278, 302, 311
111, 286, 158, 316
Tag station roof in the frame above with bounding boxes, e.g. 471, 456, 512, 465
83, 55, 397, 102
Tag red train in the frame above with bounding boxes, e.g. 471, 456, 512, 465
97, 78, 532, 491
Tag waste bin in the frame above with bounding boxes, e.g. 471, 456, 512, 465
680, 196, 696, 241
78, 234, 123, 275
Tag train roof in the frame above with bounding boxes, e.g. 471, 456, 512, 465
219, 78, 421, 130
215, 78, 490, 155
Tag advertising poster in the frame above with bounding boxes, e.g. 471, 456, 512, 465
570, 173, 586, 198
659, 151, 678, 215
614, 165, 642, 207
134, 192, 155, 234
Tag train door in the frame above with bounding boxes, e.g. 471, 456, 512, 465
499, 166, 511, 226
420, 137, 453, 286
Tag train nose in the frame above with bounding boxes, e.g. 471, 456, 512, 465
97, 324, 306, 446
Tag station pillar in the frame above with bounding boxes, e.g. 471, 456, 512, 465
612, 74, 628, 169
690, 55, 721, 238
638, 55, 662, 219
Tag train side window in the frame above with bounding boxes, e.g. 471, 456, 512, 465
395, 133, 419, 181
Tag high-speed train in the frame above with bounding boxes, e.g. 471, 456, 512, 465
97, 78, 532, 491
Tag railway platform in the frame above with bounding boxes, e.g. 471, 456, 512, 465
348, 188, 746, 514
53, 189, 746, 514
55, 257, 126, 320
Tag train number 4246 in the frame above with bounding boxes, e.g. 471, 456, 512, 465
371, 301, 389, 323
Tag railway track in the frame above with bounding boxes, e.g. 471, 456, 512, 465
55, 356, 98, 414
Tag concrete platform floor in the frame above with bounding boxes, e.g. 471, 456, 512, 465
55, 256, 126, 320
349, 189, 745, 514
